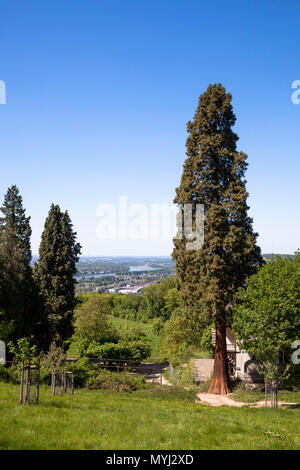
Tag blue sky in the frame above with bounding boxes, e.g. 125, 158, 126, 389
1, 0, 300, 256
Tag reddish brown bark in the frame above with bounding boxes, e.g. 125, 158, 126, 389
208, 319, 231, 395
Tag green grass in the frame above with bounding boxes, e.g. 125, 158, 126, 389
1, 383, 300, 450
109, 315, 152, 334
109, 315, 162, 361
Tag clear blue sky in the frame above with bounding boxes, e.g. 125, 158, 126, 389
1, 0, 299, 256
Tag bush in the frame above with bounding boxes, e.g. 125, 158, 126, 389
40, 356, 100, 389
39, 362, 52, 385
87, 369, 145, 392
86, 338, 151, 362
0, 363, 22, 384
0, 358, 99, 389
0, 365, 15, 383
0, 361, 53, 386
68, 331, 120, 357
67, 357, 99, 388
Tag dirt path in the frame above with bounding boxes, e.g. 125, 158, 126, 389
196, 392, 299, 408
136, 365, 299, 407
135, 362, 172, 385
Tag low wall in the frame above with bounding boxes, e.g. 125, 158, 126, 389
193, 359, 214, 381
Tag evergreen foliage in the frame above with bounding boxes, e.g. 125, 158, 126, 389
173, 84, 263, 393
34, 204, 81, 348
0, 186, 37, 341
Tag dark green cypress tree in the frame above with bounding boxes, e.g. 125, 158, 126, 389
34, 204, 81, 348
0, 185, 35, 341
173, 84, 263, 394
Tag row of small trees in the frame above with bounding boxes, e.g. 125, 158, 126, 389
0, 185, 81, 351
7, 338, 74, 404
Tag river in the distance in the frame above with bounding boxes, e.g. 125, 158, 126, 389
129, 266, 159, 272
76, 266, 159, 280
75, 273, 116, 280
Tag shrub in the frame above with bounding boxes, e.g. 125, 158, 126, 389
67, 357, 99, 388
39, 362, 52, 385
0, 365, 15, 383
68, 331, 120, 357
86, 338, 151, 362
87, 369, 145, 392
0, 363, 23, 384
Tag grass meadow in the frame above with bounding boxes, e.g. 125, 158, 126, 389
109, 315, 163, 361
1, 382, 300, 450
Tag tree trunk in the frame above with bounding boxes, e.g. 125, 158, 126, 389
208, 319, 231, 394
271, 381, 278, 408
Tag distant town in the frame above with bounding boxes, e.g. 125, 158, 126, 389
74, 256, 176, 294
73, 254, 293, 294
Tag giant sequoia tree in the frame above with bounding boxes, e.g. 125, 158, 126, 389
0, 186, 36, 341
34, 204, 81, 348
173, 84, 263, 394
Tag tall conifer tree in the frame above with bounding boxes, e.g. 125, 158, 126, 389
0, 185, 35, 340
173, 84, 263, 394
34, 204, 81, 348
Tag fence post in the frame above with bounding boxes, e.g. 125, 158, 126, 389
20, 362, 24, 405
25, 363, 30, 404
51, 370, 56, 396
36, 362, 40, 404
61, 367, 64, 395
64, 370, 67, 394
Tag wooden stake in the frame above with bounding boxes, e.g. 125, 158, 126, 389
61, 367, 64, 395
25, 363, 30, 404
20, 362, 24, 405
64, 371, 68, 394
36, 362, 40, 404
52, 370, 56, 396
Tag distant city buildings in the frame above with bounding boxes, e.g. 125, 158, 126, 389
75, 257, 175, 294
